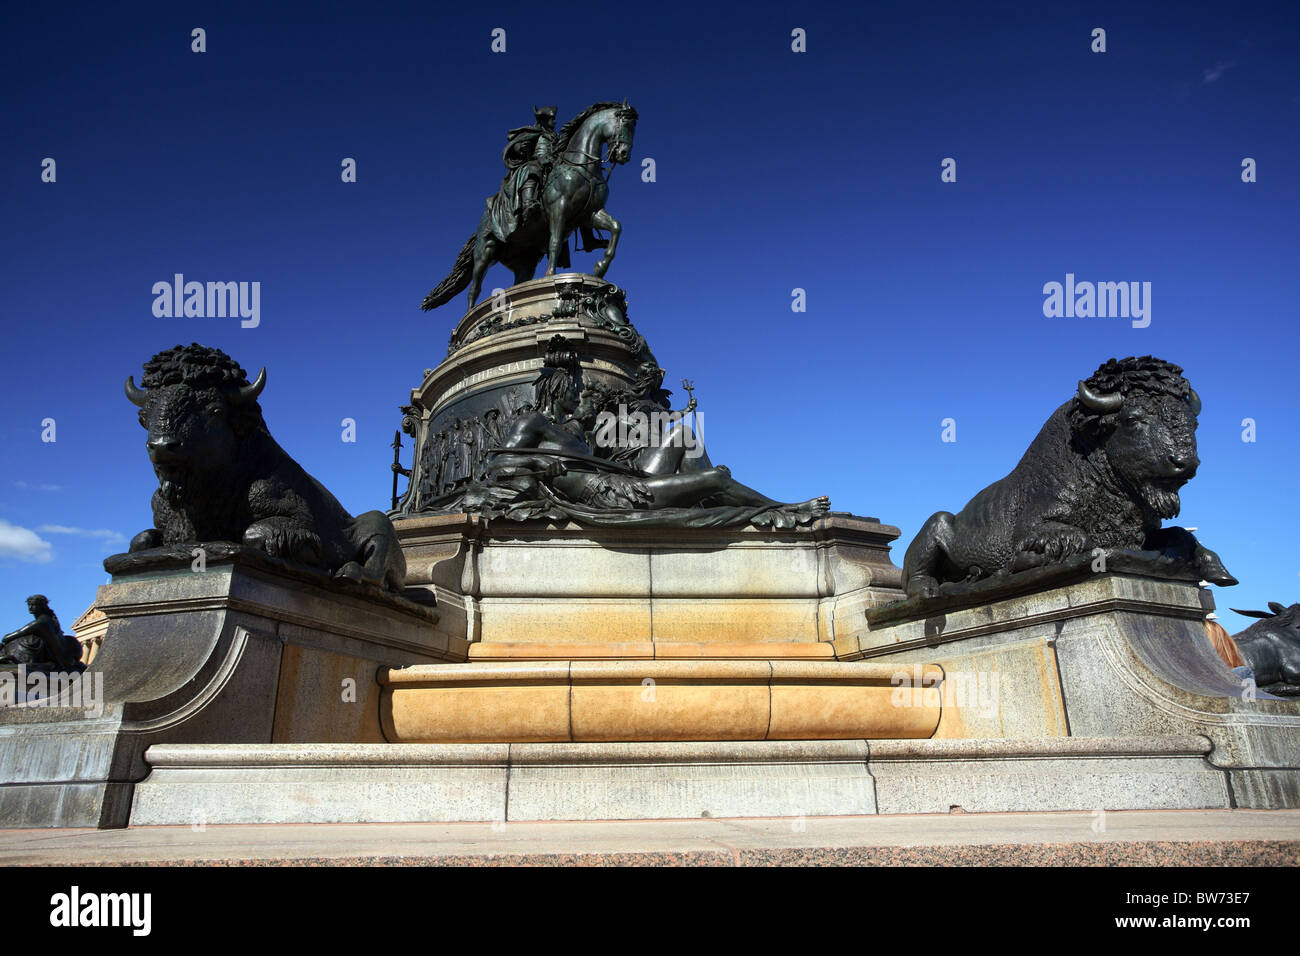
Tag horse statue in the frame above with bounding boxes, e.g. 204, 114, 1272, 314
421, 101, 638, 314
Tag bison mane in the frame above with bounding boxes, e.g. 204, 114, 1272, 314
142, 343, 250, 390
1068, 355, 1193, 438
140, 343, 267, 437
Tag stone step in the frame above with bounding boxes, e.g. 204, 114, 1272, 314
379, 659, 942, 743
125, 736, 1233, 826
467, 641, 837, 660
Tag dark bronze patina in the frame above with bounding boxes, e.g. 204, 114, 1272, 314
902, 356, 1236, 599
415, 336, 829, 529
1231, 603, 1300, 696
422, 102, 638, 313
0, 596, 83, 672
125, 344, 407, 591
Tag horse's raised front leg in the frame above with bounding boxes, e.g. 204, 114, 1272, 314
590, 208, 621, 278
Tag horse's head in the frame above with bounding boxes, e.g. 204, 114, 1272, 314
557, 101, 637, 166
608, 102, 637, 165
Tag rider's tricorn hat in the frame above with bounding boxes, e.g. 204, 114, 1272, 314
533, 105, 558, 121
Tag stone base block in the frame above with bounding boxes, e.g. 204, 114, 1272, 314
131, 741, 876, 824
467, 641, 837, 660
131, 744, 506, 825
1227, 769, 1300, 810
504, 741, 876, 820
871, 737, 1229, 814
855, 571, 1300, 807
394, 513, 906, 650
379, 660, 943, 743
127, 735, 1235, 825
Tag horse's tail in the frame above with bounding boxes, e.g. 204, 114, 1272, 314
421, 234, 476, 311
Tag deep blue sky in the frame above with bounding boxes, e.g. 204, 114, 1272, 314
2, 0, 1296, 629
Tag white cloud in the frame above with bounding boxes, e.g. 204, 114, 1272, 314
1203, 60, 1235, 83
0, 520, 54, 563
13, 481, 61, 492
37, 525, 127, 548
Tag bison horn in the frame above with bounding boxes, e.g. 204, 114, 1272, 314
234, 367, 267, 405
1230, 608, 1273, 619
124, 376, 148, 407
1188, 388, 1202, 415
1077, 380, 1122, 413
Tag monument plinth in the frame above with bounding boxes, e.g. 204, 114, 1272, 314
395, 511, 905, 648
382, 269, 930, 745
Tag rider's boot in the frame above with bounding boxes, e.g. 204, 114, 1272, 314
519, 180, 540, 221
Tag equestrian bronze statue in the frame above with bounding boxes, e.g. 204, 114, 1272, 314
421, 102, 638, 314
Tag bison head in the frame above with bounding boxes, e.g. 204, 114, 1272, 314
125, 344, 267, 502
1069, 356, 1202, 520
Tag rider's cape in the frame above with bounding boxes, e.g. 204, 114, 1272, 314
487, 125, 556, 245
502, 125, 546, 169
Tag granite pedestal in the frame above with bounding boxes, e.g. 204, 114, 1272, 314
395, 511, 905, 649
0, 548, 457, 827
852, 565, 1300, 808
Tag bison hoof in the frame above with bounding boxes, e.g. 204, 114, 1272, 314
1010, 551, 1048, 572
1197, 548, 1239, 587
906, 576, 940, 600
244, 524, 322, 565
243, 525, 273, 554
129, 529, 163, 552
335, 561, 365, 582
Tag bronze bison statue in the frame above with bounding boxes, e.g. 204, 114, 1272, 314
904, 356, 1235, 598
125, 344, 406, 591
1231, 602, 1300, 696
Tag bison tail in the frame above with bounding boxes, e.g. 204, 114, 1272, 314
421, 234, 476, 311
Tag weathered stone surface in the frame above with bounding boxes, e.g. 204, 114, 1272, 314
855, 572, 1300, 807
466, 641, 836, 660
1227, 769, 1300, 810
506, 740, 876, 821
380, 660, 942, 743
870, 736, 1229, 814
0, 553, 459, 828
131, 744, 507, 825
395, 512, 905, 648
122, 735, 1243, 825
130, 740, 876, 825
